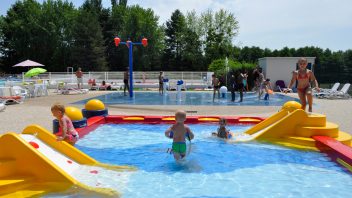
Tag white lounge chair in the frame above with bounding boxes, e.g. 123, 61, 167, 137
12, 85, 29, 99
0, 87, 24, 104
324, 83, 351, 99
315, 82, 340, 97
0, 101, 5, 112
58, 83, 89, 95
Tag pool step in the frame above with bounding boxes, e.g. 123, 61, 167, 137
279, 131, 352, 149
303, 113, 326, 127
0, 158, 16, 177
0, 176, 35, 196
295, 122, 339, 138
282, 136, 316, 148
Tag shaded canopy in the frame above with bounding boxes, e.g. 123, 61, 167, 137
12, 59, 45, 67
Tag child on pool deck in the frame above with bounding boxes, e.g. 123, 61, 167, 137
263, 79, 273, 100
284, 58, 320, 112
165, 110, 195, 160
51, 103, 79, 145
212, 118, 232, 139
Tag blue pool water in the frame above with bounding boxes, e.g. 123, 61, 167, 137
74, 91, 300, 106
75, 124, 352, 198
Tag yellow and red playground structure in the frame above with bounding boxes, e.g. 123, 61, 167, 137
0, 100, 351, 197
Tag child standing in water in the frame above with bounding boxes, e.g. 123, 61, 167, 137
51, 103, 79, 145
165, 110, 195, 160
284, 58, 320, 112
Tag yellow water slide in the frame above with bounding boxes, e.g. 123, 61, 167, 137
0, 125, 135, 197
241, 104, 352, 149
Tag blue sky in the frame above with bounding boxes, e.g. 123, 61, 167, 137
1, 0, 351, 51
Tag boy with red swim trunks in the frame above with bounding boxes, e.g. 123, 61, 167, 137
284, 58, 320, 112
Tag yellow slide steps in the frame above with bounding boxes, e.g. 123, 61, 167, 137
243, 109, 352, 150
0, 125, 136, 197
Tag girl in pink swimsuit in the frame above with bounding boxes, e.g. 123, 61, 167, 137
285, 58, 320, 112
51, 103, 79, 145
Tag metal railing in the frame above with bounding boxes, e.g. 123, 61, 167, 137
15, 71, 214, 89
22, 71, 212, 83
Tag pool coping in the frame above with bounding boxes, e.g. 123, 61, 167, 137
76, 115, 265, 139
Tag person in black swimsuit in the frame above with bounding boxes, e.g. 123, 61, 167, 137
212, 74, 220, 102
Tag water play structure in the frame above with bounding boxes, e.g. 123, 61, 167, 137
1, 100, 351, 197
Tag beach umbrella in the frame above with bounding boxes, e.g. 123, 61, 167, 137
24, 68, 47, 77
13, 59, 45, 67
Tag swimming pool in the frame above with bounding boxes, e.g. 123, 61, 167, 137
72, 123, 352, 198
74, 91, 300, 106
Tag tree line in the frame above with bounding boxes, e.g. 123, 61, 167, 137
0, 0, 351, 83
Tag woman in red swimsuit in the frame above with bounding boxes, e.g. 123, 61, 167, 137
285, 58, 320, 112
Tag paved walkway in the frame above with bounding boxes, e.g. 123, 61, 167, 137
0, 91, 351, 135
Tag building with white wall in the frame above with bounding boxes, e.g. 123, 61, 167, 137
258, 57, 316, 89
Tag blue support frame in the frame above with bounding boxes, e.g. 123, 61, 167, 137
118, 41, 143, 98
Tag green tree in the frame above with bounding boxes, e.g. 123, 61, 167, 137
163, 9, 186, 71
201, 9, 239, 64
182, 11, 205, 71
40, 0, 77, 71
109, 4, 163, 71
0, 0, 42, 72
71, 2, 107, 70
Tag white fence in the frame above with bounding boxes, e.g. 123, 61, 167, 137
17, 71, 214, 89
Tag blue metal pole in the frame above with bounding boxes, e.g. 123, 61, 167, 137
129, 43, 133, 97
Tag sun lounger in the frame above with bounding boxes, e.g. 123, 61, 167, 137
0, 87, 24, 104
314, 82, 340, 97
0, 101, 6, 112
321, 83, 350, 99
58, 82, 89, 95
12, 85, 29, 99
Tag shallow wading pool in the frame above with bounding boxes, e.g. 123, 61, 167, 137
50, 123, 352, 198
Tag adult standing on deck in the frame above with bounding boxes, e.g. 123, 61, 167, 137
257, 68, 265, 99
252, 65, 260, 91
159, 71, 164, 95
238, 71, 245, 102
75, 67, 83, 89
123, 67, 130, 96
212, 74, 220, 102
230, 74, 236, 102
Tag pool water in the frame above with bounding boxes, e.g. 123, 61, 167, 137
74, 124, 352, 198
74, 91, 300, 106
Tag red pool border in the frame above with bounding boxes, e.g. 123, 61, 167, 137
313, 136, 352, 172
76, 115, 265, 138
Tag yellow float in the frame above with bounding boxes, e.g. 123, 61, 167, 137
85, 99, 105, 111
65, 106, 84, 121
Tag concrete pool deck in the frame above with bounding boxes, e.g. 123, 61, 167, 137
0, 90, 351, 135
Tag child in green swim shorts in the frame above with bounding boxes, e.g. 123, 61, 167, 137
165, 110, 195, 160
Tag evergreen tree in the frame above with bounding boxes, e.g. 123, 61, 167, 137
163, 9, 186, 71
71, 6, 107, 71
